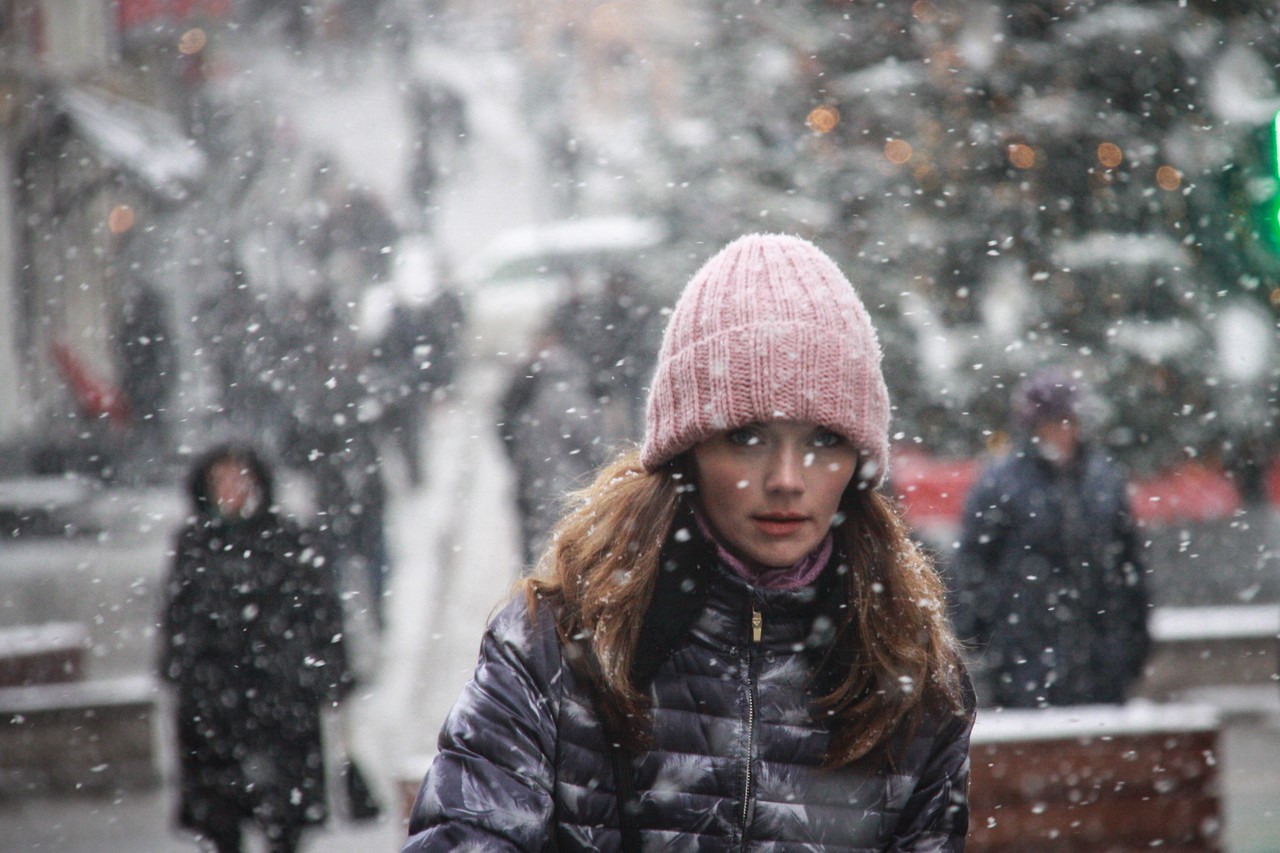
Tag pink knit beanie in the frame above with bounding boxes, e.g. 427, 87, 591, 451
640, 233, 891, 483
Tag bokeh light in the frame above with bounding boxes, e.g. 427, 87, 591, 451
884, 139, 913, 165
178, 28, 207, 56
1007, 143, 1036, 169
911, 1, 939, 23
1156, 165, 1182, 191
806, 105, 840, 135
1097, 142, 1123, 168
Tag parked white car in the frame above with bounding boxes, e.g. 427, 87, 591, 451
457, 216, 668, 361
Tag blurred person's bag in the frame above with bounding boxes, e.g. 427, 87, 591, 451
342, 756, 382, 822
334, 703, 382, 823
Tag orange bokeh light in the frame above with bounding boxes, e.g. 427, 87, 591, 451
911, 0, 939, 23
178, 28, 207, 56
1156, 165, 1182, 191
806, 105, 840, 135
1097, 142, 1123, 168
1007, 143, 1036, 169
884, 138, 913, 164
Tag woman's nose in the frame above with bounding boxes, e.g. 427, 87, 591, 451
764, 447, 806, 494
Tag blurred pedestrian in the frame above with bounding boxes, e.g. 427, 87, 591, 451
557, 268, 660, 442
115, 278, 176, 445
496, 308, 607, 570
201, 260, 301, 458
407, 77, 469, 174
159, 444, 353, 853
268, 289, 393, 633
951, 366, 1151, 708
363, 299, 432, 486
419, 284, 465, 399
406, 234, 973, 850
309, 162, 401, 288
358, 239, 465, 487
310, 412, 392, 631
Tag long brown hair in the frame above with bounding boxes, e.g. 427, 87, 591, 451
522, 448, 968, 767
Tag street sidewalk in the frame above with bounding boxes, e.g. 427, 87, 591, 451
0, 363, 518, 852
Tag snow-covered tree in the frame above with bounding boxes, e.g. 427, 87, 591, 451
616, 0, 1280, 477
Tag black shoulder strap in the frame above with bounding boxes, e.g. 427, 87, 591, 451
579, 501, 717, 853
572, 636, 643, 853
628, 502, 716, 688
606, 735, 642, 853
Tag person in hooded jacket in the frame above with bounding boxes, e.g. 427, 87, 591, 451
159, 444, 353, 853
404, 234, 975, 852
951, 367, 1151, 708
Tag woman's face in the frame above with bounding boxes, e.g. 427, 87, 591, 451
691, 421, 859, 568
208, 458, 263, 520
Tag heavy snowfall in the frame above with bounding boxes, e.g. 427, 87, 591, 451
0, 2, 1278, 851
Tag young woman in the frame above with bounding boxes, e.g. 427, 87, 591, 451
160, 444, 353, 853
405, 234, 974, 851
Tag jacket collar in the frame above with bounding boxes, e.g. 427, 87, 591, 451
630, 500, 850, 689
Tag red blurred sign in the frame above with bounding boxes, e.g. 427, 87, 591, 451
891, 449, 980, 527
1129, 462, 1242, 524
115, 0, 230, 31
892, 448, 1251, 529
49, 340, 131, 424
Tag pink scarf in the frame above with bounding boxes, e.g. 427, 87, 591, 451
693, 508, 833, 591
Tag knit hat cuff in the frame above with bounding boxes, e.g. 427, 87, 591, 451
640, 320, 889, 479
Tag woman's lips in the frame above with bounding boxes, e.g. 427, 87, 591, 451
753, 515, 807, 537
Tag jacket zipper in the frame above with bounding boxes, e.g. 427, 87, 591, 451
741, 604, 761, 847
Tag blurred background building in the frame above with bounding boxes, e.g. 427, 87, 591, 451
2, 1, 1279, 490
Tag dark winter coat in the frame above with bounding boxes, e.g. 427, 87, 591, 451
951, 439, 1150, 707
160, 500, 352, 833
405, 520, 974, 851
116, 282, 176, 426
497, 342, 608, 566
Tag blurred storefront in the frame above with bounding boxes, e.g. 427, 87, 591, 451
0, 0, 214, 467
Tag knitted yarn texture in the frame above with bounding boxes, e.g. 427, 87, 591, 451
640, 233, 890, 482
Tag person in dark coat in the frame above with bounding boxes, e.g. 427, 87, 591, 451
310, 164, 401, 285
159, 444, 353, 853
365, 300, 434, 486
406, 235, 973, 851
310, 415, 391, 631
556, 269, 661, 443
116, 279, 177, 439
497, 310, 608, 570
951, 367, 1151, 708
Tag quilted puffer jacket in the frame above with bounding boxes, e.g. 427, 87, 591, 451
405, 524, 974, 852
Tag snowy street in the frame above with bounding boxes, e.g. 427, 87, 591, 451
3, 378, 1280, 850
0, 23, 539, 850
0, 359, 526, 851
4, 5, 1280, 852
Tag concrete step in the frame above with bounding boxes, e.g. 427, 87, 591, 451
0, 621, 89, 688
0, 675, 160, 795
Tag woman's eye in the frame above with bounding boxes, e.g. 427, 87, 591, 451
726, 428, 761, 447
812, 430, 844, 448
